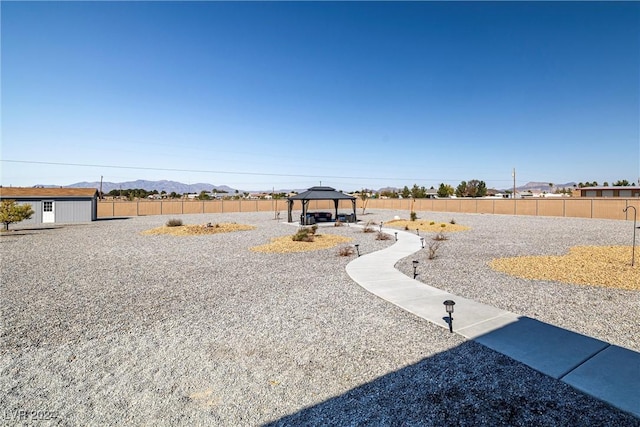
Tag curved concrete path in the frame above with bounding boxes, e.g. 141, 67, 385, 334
346, 226, 640, 418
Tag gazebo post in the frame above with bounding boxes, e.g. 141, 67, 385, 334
352, 199, 357, 222
287, 199, 293, 223
334, 199, 339, 222
302, 200, 309, 224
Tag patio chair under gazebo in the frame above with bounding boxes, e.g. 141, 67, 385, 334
287, 186, 357, 225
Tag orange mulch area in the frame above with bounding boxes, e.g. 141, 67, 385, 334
383, 219, 470, 232
250, 234, 352, 253
141, 223, 255, 236
490, 246, 639, 290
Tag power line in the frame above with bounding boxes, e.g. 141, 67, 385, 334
2, 159, 517, 184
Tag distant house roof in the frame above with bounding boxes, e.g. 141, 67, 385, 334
287, 186, 355, 201
0, 187, 98, 198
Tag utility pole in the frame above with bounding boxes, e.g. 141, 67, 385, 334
99, 176, 103, 199
512, 168, 516, 199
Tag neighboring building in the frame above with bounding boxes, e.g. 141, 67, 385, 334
574, 186, 640, 198
0, 187, 98, 225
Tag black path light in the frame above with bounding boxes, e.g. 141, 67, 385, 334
623, 205, 637, 266
412, 260, 419, 279
379, 221, 383, 232
443, 300, 456, 333
394, 232, 398, 241
416, 228, 420, 236
354, 244, 360, 257
420, 237, 425, 248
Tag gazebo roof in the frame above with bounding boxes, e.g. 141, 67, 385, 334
288, 186, 355, 201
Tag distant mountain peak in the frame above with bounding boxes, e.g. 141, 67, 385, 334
65, 180, 238, 194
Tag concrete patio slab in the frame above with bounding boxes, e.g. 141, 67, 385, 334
473, 317, 610, 379
563, 345, 640, 417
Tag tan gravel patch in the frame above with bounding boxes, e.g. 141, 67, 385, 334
251, 234, 352, 253
141, 223, 255, 236
384, 219, 470, 232
490, 246, 639, 290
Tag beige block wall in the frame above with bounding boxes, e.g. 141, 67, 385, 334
98, 198, 640, 221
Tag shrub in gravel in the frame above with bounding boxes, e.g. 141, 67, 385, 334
166, 218, 183, 227
410, 211, 417, 221
433, 232, 448, 241
428, 241, 441, 259
450, 218, 456, 224
337, 245, 355, 256
376, 231, 391, 241
292, 227, 315, 242
334, 220, 344, 227
363, 221, 375, 233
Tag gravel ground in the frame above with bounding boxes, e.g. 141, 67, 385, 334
1, 211, 638, 426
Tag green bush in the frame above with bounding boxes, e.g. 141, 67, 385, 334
450, 218, 456, 224
410, 211, 417, 221
429, 221, 435, 225
166, 218, 183, 227
293, 227, 315, 242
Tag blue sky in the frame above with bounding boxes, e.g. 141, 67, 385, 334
2, 1, 639, 191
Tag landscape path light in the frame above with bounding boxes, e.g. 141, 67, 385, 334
394, 232, 398, 241
420, 237, 424, 248
355, 244, 360, 257
416, 228, 420, 236
443, 300, 455, 333
412, 260, 419, 279
379, 221, 383, 232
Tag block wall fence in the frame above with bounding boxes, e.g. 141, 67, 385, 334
97, 198, 640, 221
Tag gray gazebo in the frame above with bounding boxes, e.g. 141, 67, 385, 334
287, 186, 357, 224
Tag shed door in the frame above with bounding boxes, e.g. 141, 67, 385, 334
42, 200, 55, 223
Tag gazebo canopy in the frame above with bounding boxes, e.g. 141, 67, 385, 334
287, 186, 357, 223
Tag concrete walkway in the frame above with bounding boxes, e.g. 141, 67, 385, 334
345, 227, 640, 418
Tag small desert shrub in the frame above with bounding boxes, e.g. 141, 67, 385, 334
433, 232, 448, 241
311, 224, 318, 234
410, 211, 417, 221
404, 225, 409, 231
428, 241, 441, 259
363, 221, 375, 233
293, 227, 315, 242
450, 218, 456, 224
429, 221, 435, 225
338, 245, 355, 256
334, 220, 344, 227
166, 218, 183, 227
376, 231, 391, 241
440, 223, 446, 228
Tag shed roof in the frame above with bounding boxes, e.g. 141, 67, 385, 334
579, 186, 640, 191
288, 186, 355, 201
0, 187, 98, 198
